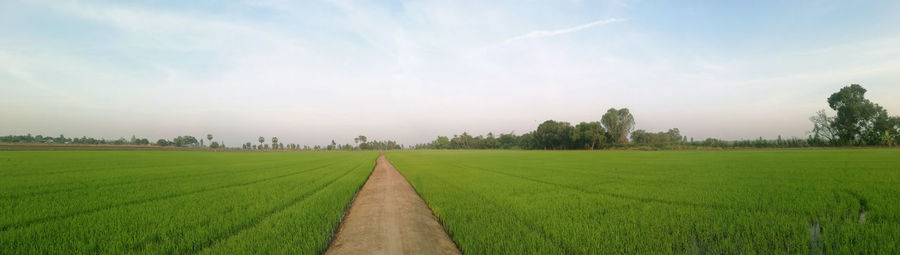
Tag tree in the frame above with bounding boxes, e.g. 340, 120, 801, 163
157, 139, 170, 146
210, 141, 220, 149
827, 84, 895, 145
459, 132, 474, 149
666, 128, 682, 145
601, 108, 635, 145
258, 136, 265, 148
207, 134, 213, 147
630, 130, 651, 145
533, 120, 575, 150
271, 137, 279, 150
574, 122, 605, 150
498, 132, 518, 149
809, 110, 837, 144
484, 132, 499, 149
432, 136, 450, 149
630, 128, 683, 147
894, 117, 900, 146
354, 135, 368, 149
518, 132, 537, 149
173, 136, 199, 147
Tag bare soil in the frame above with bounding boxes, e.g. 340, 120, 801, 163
326, 155, 460, 255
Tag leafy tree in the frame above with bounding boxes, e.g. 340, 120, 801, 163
156, 139, 170, 146
207, 134, 213, 147
630, 128, 683, 147
498, 132, 518, 149
827, 84, 891, 145
630, 129, 651, 145
666, 128, 682, 143
574, 122, 605, 150
532, 120, 574, 150
354, 136, 368, 149
518, 132, 537, 149
484, 132, 499, 149
601, 108, 635, 145
450, 132, 474, 149
432, 136, 450, 149
172, 136, 199, 147
210, 141, 220, 149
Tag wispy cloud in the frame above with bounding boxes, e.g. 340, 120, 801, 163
504, 18, 625, 43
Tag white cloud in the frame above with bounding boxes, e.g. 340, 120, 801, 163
504, 18, 625, 43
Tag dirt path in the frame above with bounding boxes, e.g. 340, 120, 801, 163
326, 155, 460, 255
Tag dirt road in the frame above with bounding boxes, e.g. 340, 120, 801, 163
326, 155, 460, 255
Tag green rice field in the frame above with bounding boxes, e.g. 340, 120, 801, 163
0, 151, 378, 254
388, 149, 900, 254
3, 149, 899, 254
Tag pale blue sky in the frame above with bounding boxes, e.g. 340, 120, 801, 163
2, 0, 899, 146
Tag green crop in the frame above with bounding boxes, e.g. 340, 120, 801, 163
387, 149, 900, 254
0, 151, 378, 254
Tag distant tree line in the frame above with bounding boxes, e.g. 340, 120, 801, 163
238, 135, 403, 151
0, 134, 150, 145
156, 136, 200, 147
412, 108, 641, 150
413, 84, 899, 150
0, 134, 228, 148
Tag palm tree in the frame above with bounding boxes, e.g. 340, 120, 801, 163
206, 134, 213, 147
272, 137, 279, 150
258, 136, 265, 149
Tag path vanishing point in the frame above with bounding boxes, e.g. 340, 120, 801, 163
326, 155, 461, 255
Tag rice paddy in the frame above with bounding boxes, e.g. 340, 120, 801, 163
387, 149, 900, 254
0, 151, 378, 254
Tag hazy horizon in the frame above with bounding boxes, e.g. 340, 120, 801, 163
2, 0, 899, 146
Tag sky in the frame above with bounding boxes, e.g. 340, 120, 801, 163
1, 0, 899, 146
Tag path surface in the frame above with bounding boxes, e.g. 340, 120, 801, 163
326, 155, 461, 255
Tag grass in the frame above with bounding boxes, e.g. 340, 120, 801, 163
387, 149, 900, 254
0, 150, 378, 254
